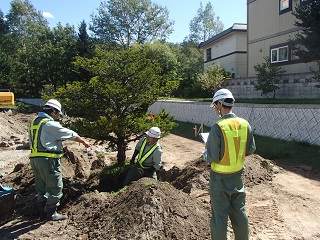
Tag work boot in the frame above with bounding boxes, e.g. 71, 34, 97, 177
36, 202, 46, 221
46, 205, 68, 221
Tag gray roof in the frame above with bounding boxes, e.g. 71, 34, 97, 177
198, 23, 247, 49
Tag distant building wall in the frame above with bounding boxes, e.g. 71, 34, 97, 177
149, 100, 320, 146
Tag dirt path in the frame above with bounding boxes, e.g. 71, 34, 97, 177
0, 110, 320, 239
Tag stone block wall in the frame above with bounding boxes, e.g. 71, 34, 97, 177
223, 72, 320, 99
149, 100, 320, 146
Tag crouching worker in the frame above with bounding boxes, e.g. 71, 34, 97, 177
123, 127, 162, 186
28, 99, 91, 221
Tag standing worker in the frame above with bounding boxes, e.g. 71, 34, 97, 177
123, 127, 162, 186
203, 89, 256, 240
28, 99, 91, 221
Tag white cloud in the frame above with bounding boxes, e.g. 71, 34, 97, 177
42, 12, 54, 19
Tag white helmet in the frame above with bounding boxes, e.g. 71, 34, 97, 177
44, 99, 62, 113
145, 127, 161, 139
211, 89, 235, 107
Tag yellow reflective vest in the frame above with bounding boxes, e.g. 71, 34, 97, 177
29, 118, 64, 158
211, 117, 249, 174
138, 138, 159, 169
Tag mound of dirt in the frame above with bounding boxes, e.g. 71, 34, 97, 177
1, 110, 320, 240
67, 178, 211, 240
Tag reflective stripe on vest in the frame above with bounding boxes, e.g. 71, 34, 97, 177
211, 117, 249, 174
29, 118, 64, 158
138, 138, 158, 169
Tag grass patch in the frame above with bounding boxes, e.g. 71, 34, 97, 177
170, 121, 210, 141
254, 135, 320, 171
171, 121, 320, 172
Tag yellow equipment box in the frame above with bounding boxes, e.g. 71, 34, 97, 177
0, 91, 14, 106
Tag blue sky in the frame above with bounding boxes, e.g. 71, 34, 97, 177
1, 0, 247, 43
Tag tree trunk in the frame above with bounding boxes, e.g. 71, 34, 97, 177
117, 140, 126, 165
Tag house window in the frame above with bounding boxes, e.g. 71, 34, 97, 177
206, 48, 211, 61
280, 0, 289, 11
279, 0, 292, 13
271, 45, 288, 63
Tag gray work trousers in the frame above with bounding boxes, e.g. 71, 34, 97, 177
30, 157, 63, 206
209, 170, 249, 240
123, 164, 157, 186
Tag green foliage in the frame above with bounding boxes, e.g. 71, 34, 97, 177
96, 152, 106, 161
40, 84, 56, 102
170, 41, 209, 98
197, 63, 231, 95
99, 161, 130, 191
188, 2, 224, 43
291, 0, 320, 70
253, 57, 286, 99
14, 101, 41, 113
76, 20, 95, 83
3, 0, 79, 97
143, 182, 156, 187
55, 44, 178, 164
90, 0, 174, 48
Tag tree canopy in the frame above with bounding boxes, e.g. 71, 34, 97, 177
197, 63, 231, 95
291, 0, 320, 70
90, 0, 174, 48
254, 57, 285, 99
188, 2, 224, 43
55, 43, 179, 164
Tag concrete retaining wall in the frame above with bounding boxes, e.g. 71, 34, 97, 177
149, 100, 320, 146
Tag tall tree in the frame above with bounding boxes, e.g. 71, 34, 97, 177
55, 43, 179, 164
37, 23, 78, 90
76, 20, 95, 83
188, 2, 224, 43
291, 0, 320, 70
0, 10, 14, 89
90, 0, 174, 48
77, 20, 95, 59
171, 40, 206, 98
5, 0, 50, 96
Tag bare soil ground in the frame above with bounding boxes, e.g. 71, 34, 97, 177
0, 110, 320, 239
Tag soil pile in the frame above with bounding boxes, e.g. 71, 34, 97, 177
1, 110, 320, 239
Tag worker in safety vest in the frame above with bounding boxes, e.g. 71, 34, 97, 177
203, 89, 256, 240
28, 99, 91, 221
123, 127, 162, 186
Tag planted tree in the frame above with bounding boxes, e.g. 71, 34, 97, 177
254, 57, 286, 99
55, 43, 179, 165
197, 63, 231, 94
